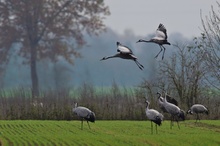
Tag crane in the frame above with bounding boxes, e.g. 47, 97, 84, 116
157, 92, 178, 113
136, 23, 171, 60
145, 100, 164, 134
100, 42, 144, 70
187, 104, 209, 122
73, 103, 95, 130
162, 92, 185, 129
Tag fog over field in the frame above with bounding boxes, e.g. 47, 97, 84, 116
3, 28, 190, 90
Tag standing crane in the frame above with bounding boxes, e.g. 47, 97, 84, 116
187, 104, 209, 122
73, 103, 95, 130
136, 23, 171, 60
157, 92, 178, 113
145, 100, 164, 134
100, 42, 144, 70
162, 93, 185, 129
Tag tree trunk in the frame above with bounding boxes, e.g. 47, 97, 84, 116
30, 44, 39, 97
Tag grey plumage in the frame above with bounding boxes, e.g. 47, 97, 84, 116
187, 104, 209, 122
145, 100, 163, 134
165, 94, 178, 106
162, 94, 185, 129
136, 23, 171, 60
100, 42, 144, 70
157, 92, 167, 113
157, 92, 178, 113
73, 103, 95, 129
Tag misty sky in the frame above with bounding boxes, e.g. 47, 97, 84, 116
3, 1, 219, 89
104, 0, 216, 38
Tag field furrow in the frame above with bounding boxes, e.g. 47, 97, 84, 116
0, 120, 219, 146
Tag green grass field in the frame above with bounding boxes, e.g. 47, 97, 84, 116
0, 120, 219, 146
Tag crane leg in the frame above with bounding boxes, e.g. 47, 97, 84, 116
161, 46, 166, 60
87, 121, 91, 129
137, 60, 144, 68
134, 60, 144, 70
176, 120, 180, 129
81, 119, 83, 130
154, 45, 163, 59
173, 116, 180, 129
155, 124, 158, 134
151, 121, 153, 134
170, 119, 172, 129
170, 116, 174, 129
196, 114, 200, 123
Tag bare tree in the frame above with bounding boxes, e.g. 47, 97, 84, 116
0, 0, 110, 97
158, 43, 207, 108
201, 2, 220, 90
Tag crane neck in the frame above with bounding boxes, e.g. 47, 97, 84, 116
74, 103, 78, 108
102, 54, 119, 60
136, 39, 151, 43
164, 95, 168, 103
145, 101, 149, 110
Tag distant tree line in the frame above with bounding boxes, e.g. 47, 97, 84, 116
0, 84, 144, 120
0, 82, 219, 120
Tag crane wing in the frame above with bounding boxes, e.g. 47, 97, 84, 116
117, 45, 132, 54
73, 106, 91, 118
146, 109, 163, 121
117, 42, 133, 54
155, 23, 168, 40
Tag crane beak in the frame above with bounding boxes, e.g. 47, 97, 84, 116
100, 57, 105, 61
